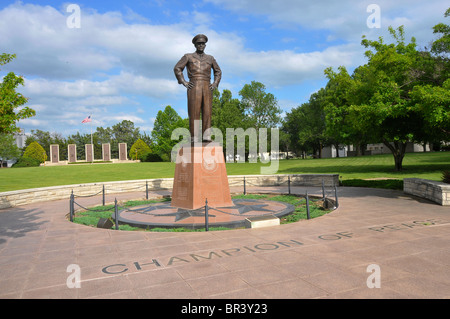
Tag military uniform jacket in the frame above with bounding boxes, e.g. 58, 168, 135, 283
174, 52, 222, 86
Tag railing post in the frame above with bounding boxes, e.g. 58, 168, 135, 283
334, 185, 339, 208
146, 180, 149, 200
288, 175, 291, 195
322, 179, 325, 199
102, 184, 105, 206
69, 190, 74, 222
306, 191, 311, 220
114, 198, 119, 230
243, 176, 246, 195
205, 198, 209, 232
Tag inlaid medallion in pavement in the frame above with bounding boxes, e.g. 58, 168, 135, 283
114, 198, 295, 229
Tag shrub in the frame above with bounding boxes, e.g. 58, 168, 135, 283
12, 157, 41, 167
23, 141, 47, 163
129, 138, 151, 160
443, 170, 450, 184
140, 151, 163, 162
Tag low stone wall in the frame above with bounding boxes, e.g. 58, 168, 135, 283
403, 178, 450, 206
0, 174, 339, 210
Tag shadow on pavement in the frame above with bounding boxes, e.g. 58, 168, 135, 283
0, 208, 47, 245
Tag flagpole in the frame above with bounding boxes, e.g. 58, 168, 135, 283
90, 114, 93, 146
90, 114, 93, 163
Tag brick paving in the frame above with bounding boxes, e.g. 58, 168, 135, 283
0, 186, 449, 299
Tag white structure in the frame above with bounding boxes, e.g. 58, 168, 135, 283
321, 145, 348, 158
321, 142, 430, 158
366, 142, 430, 155
13, 129, 28, 149
1, 129, 28, 167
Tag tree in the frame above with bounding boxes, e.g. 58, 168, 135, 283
212, 89, 253, 159
0, 134, 20, 167
349, 26, 425, 170
0, 53, 35, 134
323, 66, 373, 156
239, 81, 282, 130
410, 79, 450, 140
212, 89, 248, 133
151, 105, 189, 161
23, 141, 47, 163
129, 138, 151, 160
431, 8, 450, 56
110, 120, 141, 157
283, 89, 328, 158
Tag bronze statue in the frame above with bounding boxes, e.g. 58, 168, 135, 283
174, 34, 221, 142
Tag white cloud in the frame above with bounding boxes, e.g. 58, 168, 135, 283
100, 114, 146, 124
205, 0, 447, 45
2, 1, 446, 136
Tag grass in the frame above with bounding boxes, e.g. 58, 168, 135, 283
0, 151, 448, 192
71, 194, 332, 231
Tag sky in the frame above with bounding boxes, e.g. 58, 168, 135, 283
0, 0, 448, 137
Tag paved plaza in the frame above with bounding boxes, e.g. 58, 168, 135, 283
0, 185, 449, 299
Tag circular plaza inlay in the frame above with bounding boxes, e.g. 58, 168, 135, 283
115, 198, 295, 229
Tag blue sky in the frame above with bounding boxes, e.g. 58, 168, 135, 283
0, 0, 448, 137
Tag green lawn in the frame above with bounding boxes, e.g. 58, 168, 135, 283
0, 152, 448, 192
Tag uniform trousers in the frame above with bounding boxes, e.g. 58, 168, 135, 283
187, 79, 212, 141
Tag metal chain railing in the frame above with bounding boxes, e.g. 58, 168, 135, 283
68, 176, 340, 231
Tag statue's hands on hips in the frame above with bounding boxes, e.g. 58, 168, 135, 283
183, 81, 194, 90
209, 83, 217, 91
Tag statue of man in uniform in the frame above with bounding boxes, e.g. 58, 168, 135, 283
174, 34, 222, 142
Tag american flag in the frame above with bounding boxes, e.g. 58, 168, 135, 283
81, 115, 91, 123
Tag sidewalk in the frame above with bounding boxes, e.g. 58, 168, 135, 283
0, 186, 449, 299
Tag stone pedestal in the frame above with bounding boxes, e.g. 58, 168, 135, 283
50, 144, 59, 163
102, 143, 111, 161
171, 142, 233, 210
119, 143, 127, 161
68, 144, 77, 163
85, 144, 94, 162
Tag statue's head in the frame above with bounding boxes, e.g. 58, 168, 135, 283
192, 34, 208, 53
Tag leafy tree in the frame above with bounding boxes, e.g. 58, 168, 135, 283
283, 89, 328, 158
410, 79, 450, 140
110, 120, 141, 157
0, 134, 20, 167
151, 105, 189, 161
323, 66, 373, 156
431, 8, 450, 56
212, 89, 253, 160
129, 138, 151, 160
348, 26, 424, 170
0, 53, 35, 134
239, 81, 282, 130
212, 89, 248, 133
23, 141, 47, 163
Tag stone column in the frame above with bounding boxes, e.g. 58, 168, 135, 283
102, 143, 111, 161
50, 144, 59, 163
118, 143, 127, 161
85, 144, 94, 162
68, 144, 77, 163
